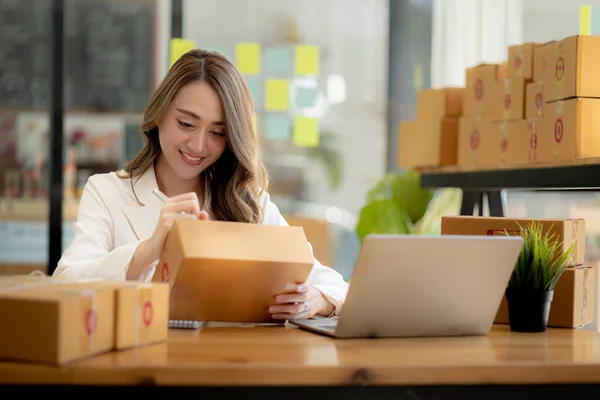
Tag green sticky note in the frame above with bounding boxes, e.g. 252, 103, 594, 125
205, 45, 231, 60
293, 116, 319, 148
295, 87, 318, 108
265, 47, 292, 74
245, 77, 261, 107
266, 79, 289, 111
265, 114, 291, 140
236, 43, 261, 75
295, 45, 319, 76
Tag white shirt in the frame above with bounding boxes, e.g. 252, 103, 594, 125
54, 165, 349, 314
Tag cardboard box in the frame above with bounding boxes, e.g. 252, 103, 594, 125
508, 43, 536, 81
398, 119, 458, 168
533, 43, 547, 82
154, 219, 315, 323
457, 117, 494, 168
49, 281, 169, 350
525, 81, 544, 119
505, 118, 540, 165
416, 88, 464, 120
537, 98, 600, 162
491, 78, 526, 122
441, 216, 586, 266
544, 35, 600, 102
495, 266, 594, 328
0, 283, 116, 364
464, 64, 505, 117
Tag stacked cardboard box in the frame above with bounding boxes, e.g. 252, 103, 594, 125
441, 216, 594, 329
537, 35, 600, 162
397, 87, 464, 169
456, 63, 506, 168
490, 43, 540, 166
0, 275, 169, 364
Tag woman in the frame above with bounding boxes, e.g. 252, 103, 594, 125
54, 49, 349, 320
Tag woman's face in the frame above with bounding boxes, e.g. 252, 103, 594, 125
158, 81, 228, 181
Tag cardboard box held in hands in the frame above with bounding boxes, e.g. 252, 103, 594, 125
153, 220, 315, 323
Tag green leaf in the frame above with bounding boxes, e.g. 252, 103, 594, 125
366, 170, 434, 224
355, 199, 410, 243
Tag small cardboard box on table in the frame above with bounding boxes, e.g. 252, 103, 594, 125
153, 219, 315, 323
0, 275, 169, 364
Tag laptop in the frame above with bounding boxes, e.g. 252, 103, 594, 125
290, 234, 524, 338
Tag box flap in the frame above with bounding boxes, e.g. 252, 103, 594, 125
171, 219, 315, 264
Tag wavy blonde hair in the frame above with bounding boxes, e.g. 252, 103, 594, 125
120, 49, 268, 223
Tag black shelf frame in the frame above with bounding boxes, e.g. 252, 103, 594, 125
420, 162, 600, 217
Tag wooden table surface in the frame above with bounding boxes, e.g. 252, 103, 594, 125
2, 324, 600, 387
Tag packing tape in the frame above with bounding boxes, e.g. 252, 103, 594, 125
529, 118, 538, 162
514, 46, 523, 77
536, 87, 544, 117
553, 100, 564, 160
571, 220, 579, 264
78, 289, 98, 356
555, 41, 564, 100
502, 80, 511, 121
499, 120, 508, 163
580, 268, 589, 327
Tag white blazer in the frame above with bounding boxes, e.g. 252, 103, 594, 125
54, 165, 349, 314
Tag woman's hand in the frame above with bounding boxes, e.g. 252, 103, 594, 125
269, 284, 334, 320
127, 192, 208, 280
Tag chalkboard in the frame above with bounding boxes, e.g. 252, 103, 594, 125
0, 0, 52, 109
0, 0, 156, 112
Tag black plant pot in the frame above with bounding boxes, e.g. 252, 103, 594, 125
505, 288, 554, 333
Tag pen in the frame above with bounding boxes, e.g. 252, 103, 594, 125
152, 188, 188, 215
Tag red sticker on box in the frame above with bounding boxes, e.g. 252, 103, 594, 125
530, 134, 537, 150
142, 301, 153, 327
474, 79, 484, 101
85, 309, 97, 336
470, 130, 480, 150
504, 94, 511, 110
556, 57, 564, 81
554, 118, 563, 143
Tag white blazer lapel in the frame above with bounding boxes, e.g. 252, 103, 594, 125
120, 165, 161, 241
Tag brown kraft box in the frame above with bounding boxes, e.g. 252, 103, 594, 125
154, 219, 315, 323
457, 117, 494, 168
48, 280, 170, 350
537, 98, 600, 162
0, 282, 116, 364
416, 87, 464, 120
525, 81, 544, 119
533, 42, 551, 82
398, 119, 458, 169
508, 42, 537, 81
505, 118, 540, 165
544, 35, 600, 102
494, 266, 594, 328
463, 64, 506, 117
440, 216, 586, 266
491, 78, 526, 122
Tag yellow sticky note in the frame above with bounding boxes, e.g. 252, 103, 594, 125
581, 5, 591, 35
170, 38, 195, 67
236, 43, 261, 75
266, 79, 289, 111
295, 45, 319, 76
293, 116, 319, 148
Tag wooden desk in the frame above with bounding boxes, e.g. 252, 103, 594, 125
2, 324, 600, 397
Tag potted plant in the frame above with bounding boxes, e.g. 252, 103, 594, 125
504, 222, 574, 333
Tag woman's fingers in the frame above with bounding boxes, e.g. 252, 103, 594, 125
162, 199, 201, 216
